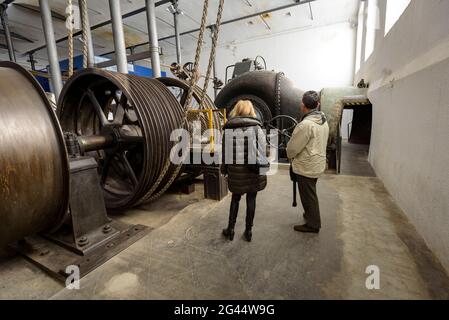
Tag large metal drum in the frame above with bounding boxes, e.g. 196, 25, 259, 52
215, 71, 304, 126
0, 62, 69, 247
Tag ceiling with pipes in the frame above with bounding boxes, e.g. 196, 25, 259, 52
0, 0, 360, 70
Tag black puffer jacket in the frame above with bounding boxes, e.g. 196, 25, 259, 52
221, 116, 268, 194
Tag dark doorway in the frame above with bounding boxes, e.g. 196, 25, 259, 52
347, 104, 372, 145
339, 103, 375, 177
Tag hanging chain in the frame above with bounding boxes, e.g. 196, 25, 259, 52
80, 0, 89, 69
67, 0, 74, 76
200, 0, 225, 106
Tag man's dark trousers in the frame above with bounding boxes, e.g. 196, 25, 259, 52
295, 174, 321, 229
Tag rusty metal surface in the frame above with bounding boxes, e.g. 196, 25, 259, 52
0, 62, 69, 247
58, 68, 185, 210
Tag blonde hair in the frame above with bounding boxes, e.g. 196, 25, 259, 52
229, 100, 257, 118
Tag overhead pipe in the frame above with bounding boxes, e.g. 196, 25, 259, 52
39, 0, 63, 100
146, 0, 161, 78
0, 4, 16, 62
109, 0, 128, 74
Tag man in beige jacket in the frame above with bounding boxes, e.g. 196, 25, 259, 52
287, 91, 329, 234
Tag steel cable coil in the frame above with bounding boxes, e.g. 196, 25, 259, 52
58, 69, 185, 210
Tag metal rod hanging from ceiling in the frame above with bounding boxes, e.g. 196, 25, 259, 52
109, 0, 128, 74
171, 0, 182, 64
308, 2, 314, 20
129, 46, 135, 65
28, 53, 36, 70
146, 0, 161, 78
0, 3, 16, 62
39, 0, 62, 100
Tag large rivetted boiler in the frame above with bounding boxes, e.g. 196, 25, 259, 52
215, 69, 371, 170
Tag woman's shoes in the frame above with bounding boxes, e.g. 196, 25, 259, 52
244, 229, 252, 242
222, 228, 235, 241
222, 228, 253, 242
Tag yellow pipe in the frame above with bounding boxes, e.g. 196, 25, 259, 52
208, 109, 214, 153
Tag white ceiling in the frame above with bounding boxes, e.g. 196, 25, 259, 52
0, 0, 360, 70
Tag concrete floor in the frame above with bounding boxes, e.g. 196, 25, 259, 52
1, 143, 448, 300
340, 142, 377, 177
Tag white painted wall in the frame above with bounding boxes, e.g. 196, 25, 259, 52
162, 21, 357, 97
356, 0, 449, 272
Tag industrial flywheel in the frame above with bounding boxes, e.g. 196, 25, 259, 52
57, 68, 186, 210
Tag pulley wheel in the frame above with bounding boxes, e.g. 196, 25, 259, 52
58, 69, 185, 210
157, 77, 223, 133
157, 77, 215, 110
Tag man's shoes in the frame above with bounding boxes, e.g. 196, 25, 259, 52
294, 224, 320, 234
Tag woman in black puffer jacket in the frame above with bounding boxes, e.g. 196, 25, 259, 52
221, 100, 269, 242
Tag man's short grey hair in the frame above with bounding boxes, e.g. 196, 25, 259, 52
302, 91, 320, 110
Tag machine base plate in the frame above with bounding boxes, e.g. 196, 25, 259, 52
10, 221, 150, 282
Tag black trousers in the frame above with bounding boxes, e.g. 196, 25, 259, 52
296, 175, 321, 229
227, 192, 257, 230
